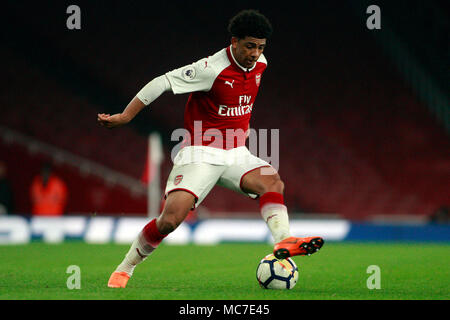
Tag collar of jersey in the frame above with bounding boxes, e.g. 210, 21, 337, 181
227, 45, 257, 73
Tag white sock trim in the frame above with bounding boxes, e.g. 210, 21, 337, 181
115, 231, 156, 276
261, 203, 291, 243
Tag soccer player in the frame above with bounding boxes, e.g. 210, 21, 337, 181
98, 9, 324, 288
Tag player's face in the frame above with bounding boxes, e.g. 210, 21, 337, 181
231, 36, 266, 69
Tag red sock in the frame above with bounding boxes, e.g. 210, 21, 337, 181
259, 192, 284, 210
142, 219, 167, 248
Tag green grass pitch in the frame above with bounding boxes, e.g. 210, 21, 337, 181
0, 242, 448, 300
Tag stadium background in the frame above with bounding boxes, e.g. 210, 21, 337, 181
0, 0, 449, 241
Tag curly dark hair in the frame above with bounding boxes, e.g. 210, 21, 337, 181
227, 9, 273, 39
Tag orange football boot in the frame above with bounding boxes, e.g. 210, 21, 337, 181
273, 236, 324, 259
107, 271, 130, 288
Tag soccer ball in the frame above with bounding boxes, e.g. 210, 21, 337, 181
256, 253, 299, 289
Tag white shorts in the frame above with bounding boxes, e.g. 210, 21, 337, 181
164, 146, 273, 207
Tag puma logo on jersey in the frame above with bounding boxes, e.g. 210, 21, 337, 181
225, 80, 234, 88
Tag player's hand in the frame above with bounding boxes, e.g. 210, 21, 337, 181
97, 113, 128, 129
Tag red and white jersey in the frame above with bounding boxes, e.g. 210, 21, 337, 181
165, 46, 267, 150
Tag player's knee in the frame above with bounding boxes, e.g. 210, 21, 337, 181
157, 216, 181, 234
269, 177, 284, 194
259, 175, 284, 195
157, 191, 195, 234
158, 205, 190, 234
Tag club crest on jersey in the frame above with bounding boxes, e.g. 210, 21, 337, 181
182, 66, 196, 81
174, 175, 183, 185
255, 73, 261, 87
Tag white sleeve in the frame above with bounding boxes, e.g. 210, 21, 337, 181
165, 57, 216, 94
136, 75, 171, 106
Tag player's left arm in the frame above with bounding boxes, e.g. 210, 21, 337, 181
97, 97, 145, 128
97, 75, 171, 129
97, 55, 215, 129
